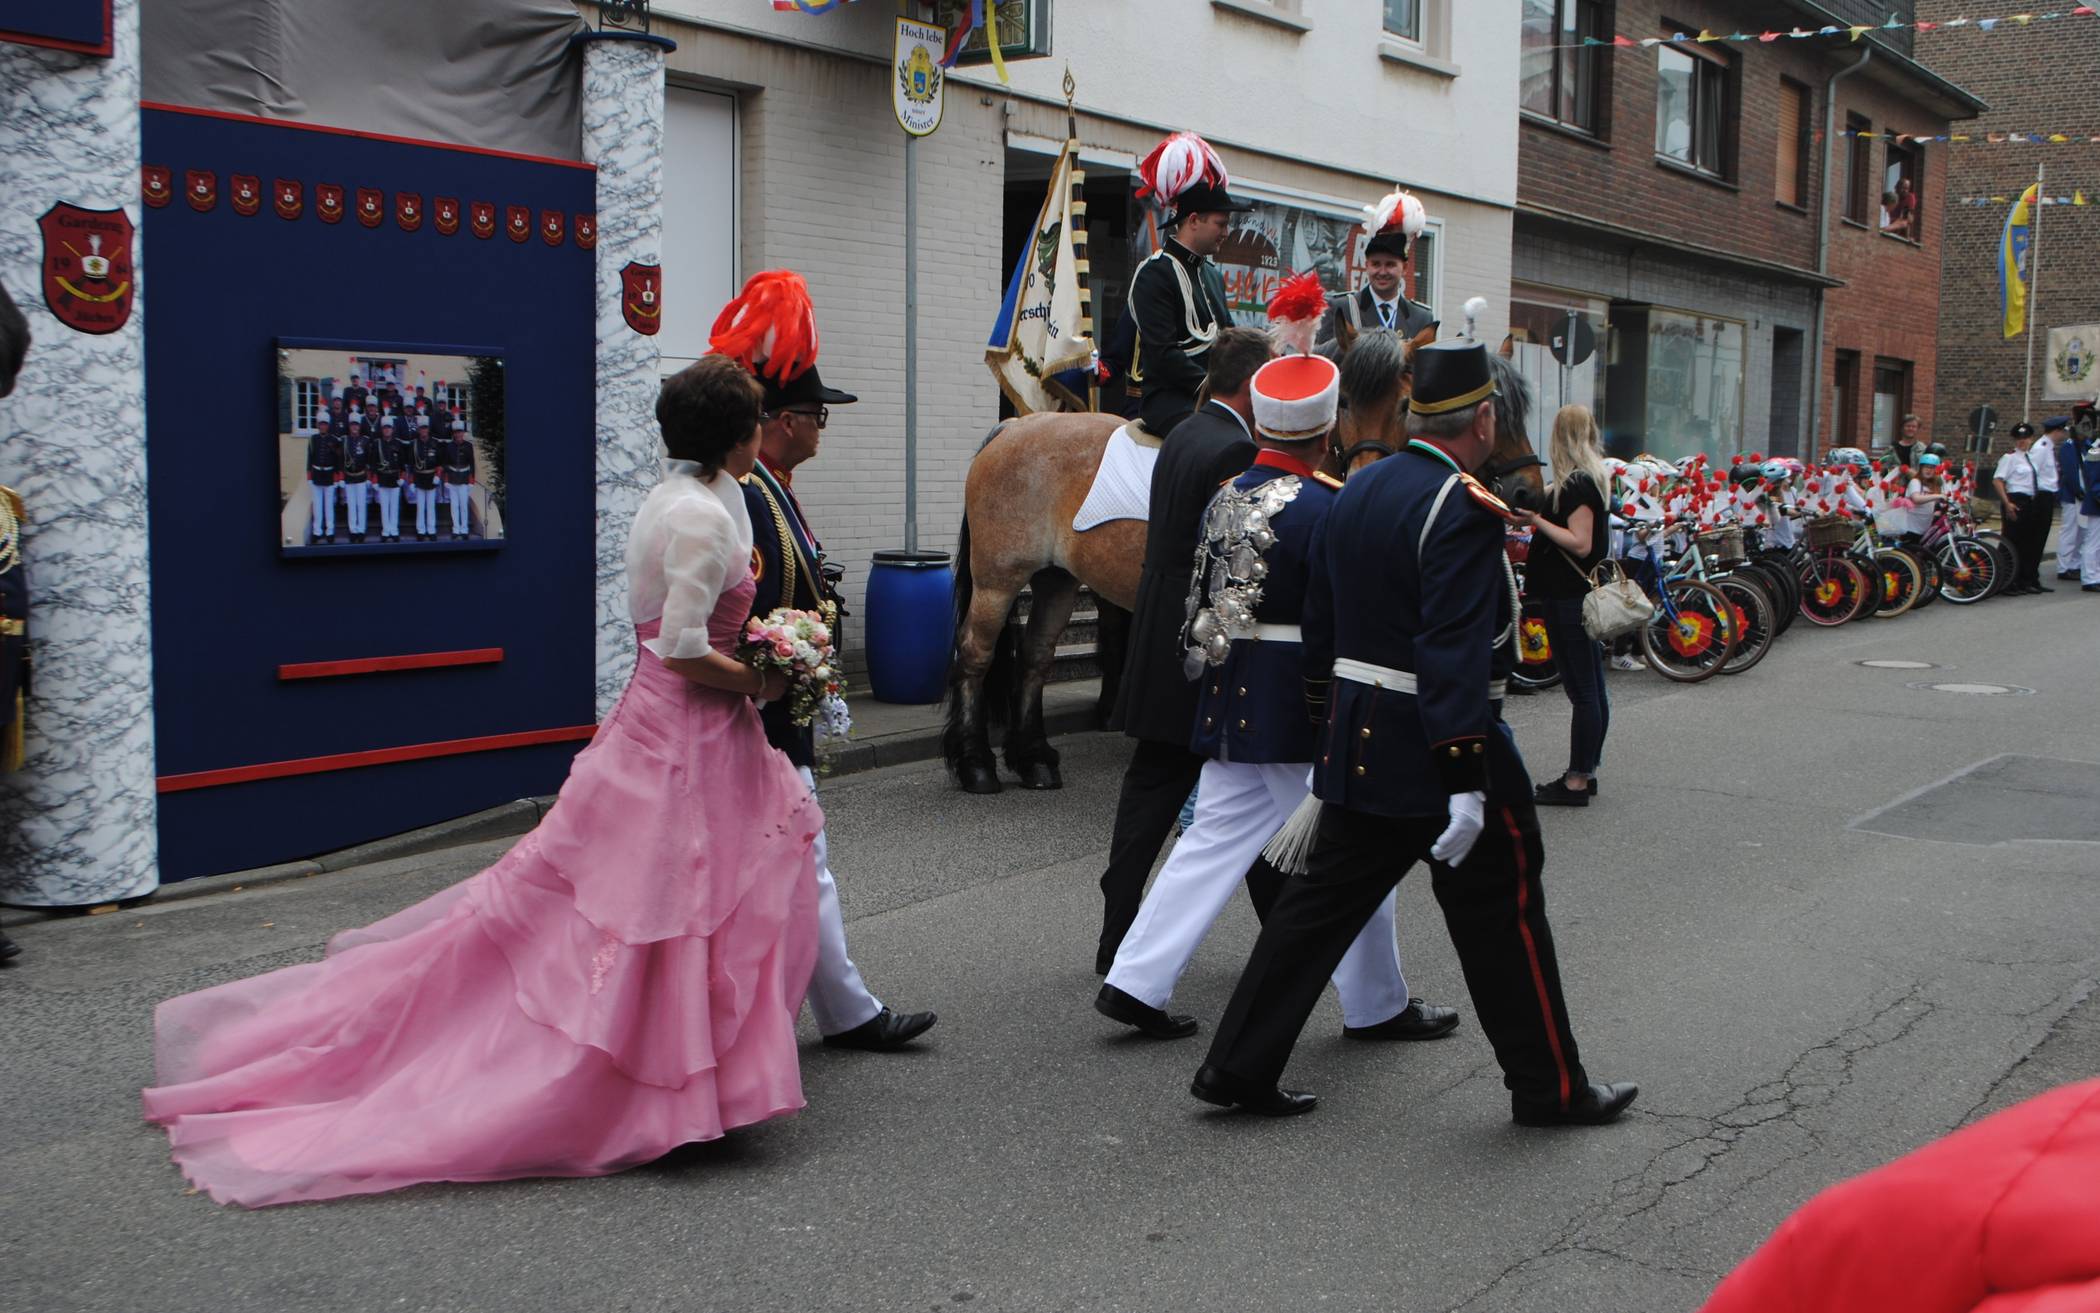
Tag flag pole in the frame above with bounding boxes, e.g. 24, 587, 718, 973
2022, 161, 2044, 424
1064, 66, 1098, 414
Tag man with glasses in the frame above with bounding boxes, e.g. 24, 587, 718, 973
740, 348, 938, 1053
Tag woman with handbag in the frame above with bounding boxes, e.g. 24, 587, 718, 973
1513, 405, 1613, 807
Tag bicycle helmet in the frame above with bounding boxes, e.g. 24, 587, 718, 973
1918, 452, 1942, 469
1727, 463, 1763, 488
1827, 446, 1869, 472
1925, 441, 1949, 459
1759, 458, 1793, 484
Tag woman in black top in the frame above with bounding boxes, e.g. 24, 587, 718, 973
1514, 405, 1611, 806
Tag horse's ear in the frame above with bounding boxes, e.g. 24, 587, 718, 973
1407, 324, 1437, 353
1335, 313, 1357, 356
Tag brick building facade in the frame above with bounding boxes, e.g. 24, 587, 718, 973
1512, 0, 1979, 463
1919, 0, 2100, 456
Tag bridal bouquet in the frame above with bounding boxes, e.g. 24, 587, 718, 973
738, 607, 850, 735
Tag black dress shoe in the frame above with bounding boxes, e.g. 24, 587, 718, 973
1534, 778, 1590, 807
2034, 582, 2055, 592
821, 1007, 938, 1052
2059, 571, 2081, 580
1512, 1080, 1639, 1127
1095, 984, 1198, 1039
1343, 998, 1460, 1041
0, 931, 19, 962
1190, 1064, 1317, 1116
1095, 946, 1115, 977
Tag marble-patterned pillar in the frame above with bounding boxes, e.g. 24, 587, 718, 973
0, 0, 157, 907
577, 30, 678, 717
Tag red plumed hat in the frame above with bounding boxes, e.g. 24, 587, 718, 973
709, 269, 819, 383
1266, 270, 1328, 355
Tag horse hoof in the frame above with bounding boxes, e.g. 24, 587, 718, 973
958, 763, 1004, 795
1016, 761, 1063, 791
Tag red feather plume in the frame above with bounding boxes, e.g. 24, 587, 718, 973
1267, 271, 1327, 327
708, 269, 819, 383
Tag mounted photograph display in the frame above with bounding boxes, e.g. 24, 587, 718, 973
276, 340, 507, 556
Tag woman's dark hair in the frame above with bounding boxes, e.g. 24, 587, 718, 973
656, 354, 764, 473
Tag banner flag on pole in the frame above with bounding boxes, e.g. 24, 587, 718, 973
2044, 325, 2100, 400
2001, 182, 2039, 340
986, 139, 1096, 414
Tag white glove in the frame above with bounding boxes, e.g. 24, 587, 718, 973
1430, 790, 1487, 866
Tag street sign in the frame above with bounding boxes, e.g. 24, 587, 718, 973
893, 18, 946, 138
1967, 404, 1997, 453
1549, 313, 1596, 368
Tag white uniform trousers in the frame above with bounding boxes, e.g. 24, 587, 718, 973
309, 483, 335, 539
1105, 758, 1410, 1029
797, 765, 884, 1036
448, 484, 470, 534
2081, 511, 2100, 585
2056, 505, 2084, 574
344, 481, 369, 536
377, 485, 402, 538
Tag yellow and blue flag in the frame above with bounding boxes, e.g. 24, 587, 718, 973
2001, 183, 2039, 340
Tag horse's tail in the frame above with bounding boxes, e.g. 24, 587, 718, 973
942, 423, 1019, 774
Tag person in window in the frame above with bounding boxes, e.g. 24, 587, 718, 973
1888, 176, 1918, 238
1512, 405, 1611, 806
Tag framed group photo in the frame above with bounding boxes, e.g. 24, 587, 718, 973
276, 339, 507, 556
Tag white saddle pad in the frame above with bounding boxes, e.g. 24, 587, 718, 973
1073, 424, 1158, 532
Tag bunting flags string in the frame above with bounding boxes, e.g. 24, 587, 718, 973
1832, 129, 2100, 147
1552, 6, 2098, 52
1956, 190, 2093, 206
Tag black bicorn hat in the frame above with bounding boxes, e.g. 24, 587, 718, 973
1171, 180, 1254, 217
761, 362, 858, 414
2010, 421, 2037, 439
1408, 340, 1496, 416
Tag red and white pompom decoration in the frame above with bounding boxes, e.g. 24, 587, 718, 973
709, 269, 819, 383
1135, 132, 1228, 205
1364, 188, 1427, 245
1266, 270, 1328, 356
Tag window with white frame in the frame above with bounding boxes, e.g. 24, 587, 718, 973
294, 379, 322, 434
436, 381, 469, 420
1384, 0, 1421, 40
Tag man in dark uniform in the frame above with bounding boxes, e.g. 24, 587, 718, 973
1127, 131, 1250, 439
1095, 326, 1272, 974
1191, 340, 1637, 1126
324, 395, 348, 437
340, 414, 373, 542
410, 417, 442, 541
341, 374, 368, 413
738, 341, 937, 1053
373, 414, 404, 542
442, 426, 476, 539
1316, 188, 1436, 355
306, 420, 343, 543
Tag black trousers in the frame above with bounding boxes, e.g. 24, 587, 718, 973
1204, 799, 1588, 1108
2008, 493, 2051, 587
1099, 740, 1205, 959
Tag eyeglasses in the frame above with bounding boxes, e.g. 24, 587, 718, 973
785, 407, 829, 430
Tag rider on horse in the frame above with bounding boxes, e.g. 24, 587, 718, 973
1316, 187, 1436, 358
1127, 132, 1251, 439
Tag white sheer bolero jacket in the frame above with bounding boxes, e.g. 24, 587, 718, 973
626, 459, 755, 662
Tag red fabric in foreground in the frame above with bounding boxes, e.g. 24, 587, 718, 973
1699, 1077, 2100, 1313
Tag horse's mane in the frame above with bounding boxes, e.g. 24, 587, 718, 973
1339, 328, 1410, 413
1487, 354, 1532, 457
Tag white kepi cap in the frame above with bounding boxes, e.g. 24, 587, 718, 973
1250, 353, 1340, 443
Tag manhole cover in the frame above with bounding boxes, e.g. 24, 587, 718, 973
1908, 681, 2034, 696
1859, 659, 1937, 670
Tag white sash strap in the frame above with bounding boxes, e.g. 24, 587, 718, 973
1332, 657, 1506, 701
1250, 623, 1302, 643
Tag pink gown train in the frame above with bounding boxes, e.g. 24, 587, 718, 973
142, 575, 822, 1207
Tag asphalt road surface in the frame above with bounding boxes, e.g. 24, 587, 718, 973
6, 586, 2098, 1313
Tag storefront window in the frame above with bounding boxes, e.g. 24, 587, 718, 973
1508, 285, 1608, 474
1642, 309, 1744, 461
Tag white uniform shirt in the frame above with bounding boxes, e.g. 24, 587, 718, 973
1367, 291, 1405, 331
1994, 447, 2050, 496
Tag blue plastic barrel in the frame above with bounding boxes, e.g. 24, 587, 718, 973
864, 549, 954, 704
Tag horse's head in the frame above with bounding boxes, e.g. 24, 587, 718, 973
1324, 324, 1436, 480
1483, 354, 1546, 511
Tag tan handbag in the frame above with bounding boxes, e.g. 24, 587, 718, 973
1576, 558, 1653, 640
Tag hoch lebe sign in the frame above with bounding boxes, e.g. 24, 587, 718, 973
893, 18, 946, 137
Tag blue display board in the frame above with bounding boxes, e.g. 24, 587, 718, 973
1, 0, 112, 56
143, 106, 599, 880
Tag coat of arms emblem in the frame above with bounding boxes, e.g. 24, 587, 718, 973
2055, 335, 2094, 388
574, 214, 597, 250
39, 203, 135, 335
316, 184, 345, 224
230, 175, 262, 216
185, 170, 216, 212
621, 261, 662, 335
469, 201, 497, 239
274, 179, 302, 220
506, 205, 531, 243
435, 197, 460, 236
540, 209, 564, 246
396, 192, 423, 232
141, 166, 172, 209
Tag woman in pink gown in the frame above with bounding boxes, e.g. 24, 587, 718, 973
143, 355, 822, 1207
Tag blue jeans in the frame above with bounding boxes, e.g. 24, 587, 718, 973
1535, 595, 1609, 777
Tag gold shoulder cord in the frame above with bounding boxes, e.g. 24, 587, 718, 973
0, 487, 20, 576
756, 477, 799, 609
0, 487, 23, 771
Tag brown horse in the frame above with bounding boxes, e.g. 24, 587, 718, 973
940, 326, 1541, 795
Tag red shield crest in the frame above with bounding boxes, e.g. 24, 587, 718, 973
469, 201, 496, 239
396, 192, 423, 232
230, 174, 262, 216
574, 213, 597, 250
39, 204, 135, 336
620, 262, 662, 336
185, 170, 216, 212
506, 205, 531, 243
141, 166, 172, 209
356, 188, 384, 228
540, 209, 564, 246
316, 184, 345, 224
273, 178, 302, 220
434, 197, 460, 236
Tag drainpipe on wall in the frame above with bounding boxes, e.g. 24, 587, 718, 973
1808, 47, 1872, 457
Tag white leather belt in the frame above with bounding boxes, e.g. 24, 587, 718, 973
1333, 658, 1506, 701
1250, 624, 1301, 643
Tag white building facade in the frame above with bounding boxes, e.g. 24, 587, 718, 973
636, 0, 1520, 657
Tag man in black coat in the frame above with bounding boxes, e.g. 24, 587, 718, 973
1096, 326, 1275, 973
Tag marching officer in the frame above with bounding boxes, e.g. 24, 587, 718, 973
372, 414, 404, 543
1317, 188, 1436, 354
1127, 131, 1250, 438
340, 414, 374, 542
442, 425, 477, 539
714, 268, 937, 1053
410, 415, 442, 541
1097, 350, 1455, 1045
306, 420, 343, 543
1191, 339, 1637, 1126
2048, 416, 2085, 583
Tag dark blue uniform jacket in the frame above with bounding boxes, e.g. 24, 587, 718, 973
743, 460, 831, 770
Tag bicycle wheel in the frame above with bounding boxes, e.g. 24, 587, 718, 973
1972, 531, 2018, 598
1870, 549, 1924, 618
1640, 579, 1738, 683
1715, 573, 1776, 675
1738, 559, 1799, 635
1511, 599, 1563, 691
1908, 549, 1941, 609
1798, 553, 1870, 626
1935, 537, 1997, 604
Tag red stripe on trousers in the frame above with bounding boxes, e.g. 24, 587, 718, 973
1504, 806, 1572, 1107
